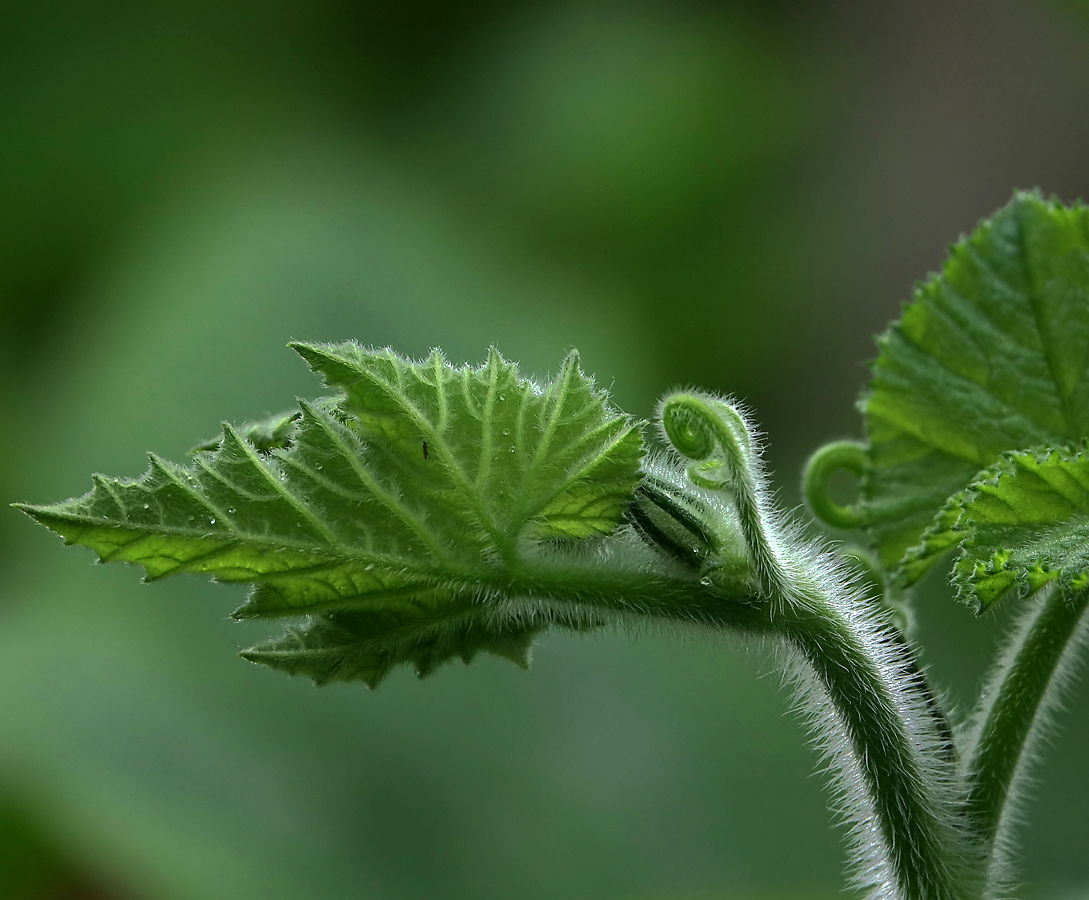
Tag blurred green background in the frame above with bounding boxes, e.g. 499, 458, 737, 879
4, 1, 1089, 898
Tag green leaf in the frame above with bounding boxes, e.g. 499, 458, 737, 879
861, 191, 1089, 577
240, 604, 608, 687
907, 445, 1089, 611
17, 343, 643, 685
190, 409, 301, 453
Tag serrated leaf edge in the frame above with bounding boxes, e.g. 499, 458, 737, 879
898, 442, 1089, 611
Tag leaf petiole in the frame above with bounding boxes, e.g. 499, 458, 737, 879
961, 584, 1089, 872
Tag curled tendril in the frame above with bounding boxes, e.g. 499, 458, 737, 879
661, 400, 716, 459
661, 396, 752, 489
803, 441, 868, 530
659, 393, 787, 603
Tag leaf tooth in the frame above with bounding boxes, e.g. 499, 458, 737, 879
217, 422, 343, 548
91, 472, 129, 513
289, 340, 365, 389
145, 452, 222, 525
1027, 562, 1059, 595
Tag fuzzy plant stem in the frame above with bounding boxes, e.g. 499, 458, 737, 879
808, 479, 958, 767
660, 392, 974, 900
777, 591, 972, 900
961, 585, 1089, 882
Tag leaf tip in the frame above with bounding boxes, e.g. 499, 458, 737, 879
289, 339, 335, 370
559, 347, 583, 378
290, 340, 367, 389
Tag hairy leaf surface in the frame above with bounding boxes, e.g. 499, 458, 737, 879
18, 343, 643, 685
861, 192, 1089, 577
191, 409, 301, 453
905, 446, 1089, 610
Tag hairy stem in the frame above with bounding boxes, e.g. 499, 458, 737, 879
839, 548, 956, 763
530, 564, 973, 899
501, 390, 996, 899
896, 635, 959, 766
517, 557, 970, 900
652, 392, 974, 899
516, 557, 971, 893
779, 587, 974, 900
510, 557, 771, 635
961, 585, 1089, 881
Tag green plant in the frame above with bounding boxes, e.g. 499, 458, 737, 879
17, 191, 1089, 899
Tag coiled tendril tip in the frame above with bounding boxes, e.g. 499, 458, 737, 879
659, 393, 788, 603
803, 441, 868, 531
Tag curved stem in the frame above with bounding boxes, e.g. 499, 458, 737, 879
839, 547, 956, 765
961, 585, 1089, 870
651, 392, 975, 899
780, 589, 975, 900
518, 555, 968, 900
523, 558, 974, 897
895, 633, 959, 766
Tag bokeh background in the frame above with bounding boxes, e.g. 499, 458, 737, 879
4, 1, 1089, 898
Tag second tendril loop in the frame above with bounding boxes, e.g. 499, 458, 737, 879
802, 441, 868, 530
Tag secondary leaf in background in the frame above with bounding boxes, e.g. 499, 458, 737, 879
905, 445, 1089, 611
17, 343, 643, 685
860, 192, 1089, 577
